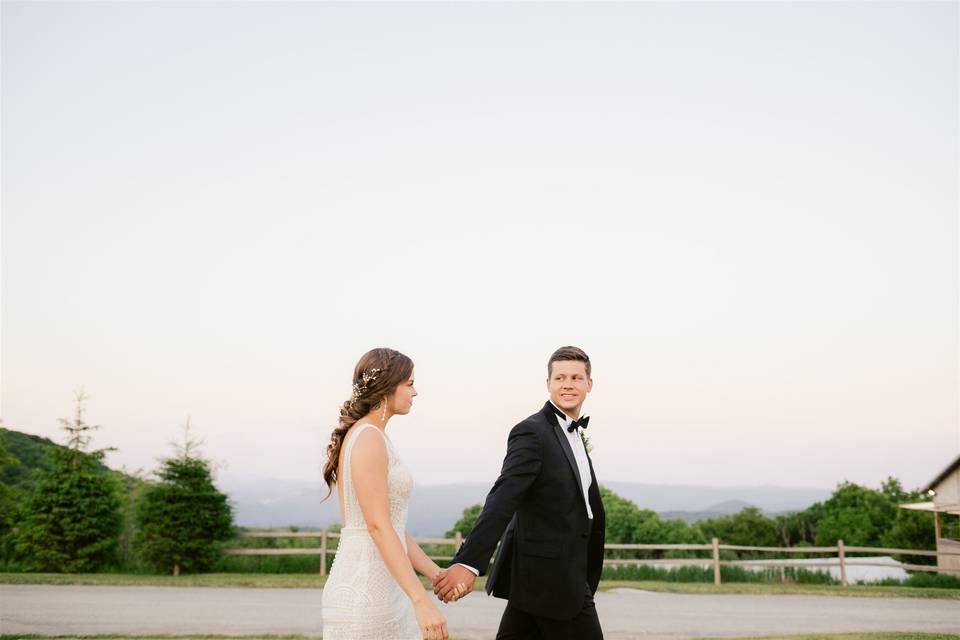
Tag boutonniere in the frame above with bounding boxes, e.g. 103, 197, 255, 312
580, 429, 593, 454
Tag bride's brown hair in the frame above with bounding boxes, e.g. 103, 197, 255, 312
322, 347, 414, 500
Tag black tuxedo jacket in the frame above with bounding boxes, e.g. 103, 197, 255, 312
452, 402, 605, 621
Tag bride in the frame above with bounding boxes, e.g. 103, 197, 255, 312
320, 347, 459, 640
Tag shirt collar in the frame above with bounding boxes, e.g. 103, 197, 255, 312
548, 400, 588, 430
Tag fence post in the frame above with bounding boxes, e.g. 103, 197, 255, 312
454, 531, 463, 553
712, 538, 721, 586
320, 529, 328, 577
838, 539, 847, 587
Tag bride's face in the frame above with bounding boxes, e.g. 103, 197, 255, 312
389, 371, 417, 415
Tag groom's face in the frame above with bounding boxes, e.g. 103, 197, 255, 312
547, 360, 592, 415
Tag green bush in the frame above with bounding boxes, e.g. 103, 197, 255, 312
217, 526, 336, 574
601, 563, 836, 584
870, 571, 960, 589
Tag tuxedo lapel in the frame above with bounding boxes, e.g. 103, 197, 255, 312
586, 451, 601, 504
543, 402, 588, 512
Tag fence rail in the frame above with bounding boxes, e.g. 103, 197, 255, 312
225, 530, 960, 585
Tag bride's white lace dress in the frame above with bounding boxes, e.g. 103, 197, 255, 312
321, 423, 421, 639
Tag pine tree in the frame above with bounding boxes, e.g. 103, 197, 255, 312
134, 420, 234, 575
15, 392, 122, 572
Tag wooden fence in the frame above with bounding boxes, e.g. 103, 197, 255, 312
225, 530, 960, 586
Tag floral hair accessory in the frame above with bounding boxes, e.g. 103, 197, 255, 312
350, 368, 381, 406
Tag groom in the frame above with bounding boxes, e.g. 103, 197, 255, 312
434, 346, 605, 639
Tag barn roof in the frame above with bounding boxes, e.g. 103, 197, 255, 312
926, 454, 960, 493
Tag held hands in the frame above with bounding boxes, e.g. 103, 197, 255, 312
432, 564, 476, 603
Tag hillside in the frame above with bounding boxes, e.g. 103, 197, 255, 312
0, 427, 151, 500
0, 428, 61, 492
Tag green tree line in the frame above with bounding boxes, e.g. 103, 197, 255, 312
1, 393, 948, 579
0, 393, 233, 574
447, 478, 939, 565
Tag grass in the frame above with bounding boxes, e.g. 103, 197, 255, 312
0, 572, 329, 589
600, 563, 960, 589
2, 572, 959, 600
597, 579, 960, 600
602, 563, 834, 585
0, 637, 316, 640
1, 634, 958, 640
694, 636, 960, 640
0, 638, 315, 640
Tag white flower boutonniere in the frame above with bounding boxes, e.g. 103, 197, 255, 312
580, 430, 593, 454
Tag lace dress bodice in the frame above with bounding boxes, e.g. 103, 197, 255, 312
320, 423, 420, 640
340, 423, 413, 534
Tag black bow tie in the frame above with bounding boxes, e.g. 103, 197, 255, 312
550, 404, 589, 432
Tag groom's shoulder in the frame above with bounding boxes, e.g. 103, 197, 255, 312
511, 406, 552, 436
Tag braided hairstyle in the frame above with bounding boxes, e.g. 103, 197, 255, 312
322, 347, 414, 500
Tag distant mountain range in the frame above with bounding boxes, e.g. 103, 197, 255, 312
218, 475, 832, 535
0, 428, 832, 536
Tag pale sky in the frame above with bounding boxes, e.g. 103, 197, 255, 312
2, 1, 958, 493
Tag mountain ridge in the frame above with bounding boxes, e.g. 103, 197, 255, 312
219, 475, 832, 535
0, 429, 832, 536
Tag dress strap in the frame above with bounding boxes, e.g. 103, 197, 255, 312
341, 422, 386, 526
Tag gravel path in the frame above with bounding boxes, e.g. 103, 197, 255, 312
2, 584, 959, 639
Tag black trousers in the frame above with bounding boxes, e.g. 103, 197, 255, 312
495, 588, 603, 640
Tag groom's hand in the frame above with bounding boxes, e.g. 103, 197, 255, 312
434, 564, 475, 603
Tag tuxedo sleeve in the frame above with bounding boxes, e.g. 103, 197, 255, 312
451, 421, 542, 575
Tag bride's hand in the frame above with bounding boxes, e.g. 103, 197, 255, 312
413, 597, 448, 640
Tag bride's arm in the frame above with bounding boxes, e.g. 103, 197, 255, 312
405, 531, 441, 582
351, 429, 427, 603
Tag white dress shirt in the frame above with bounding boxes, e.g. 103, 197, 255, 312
549, 400, 594, 520
455, 402, 593, 577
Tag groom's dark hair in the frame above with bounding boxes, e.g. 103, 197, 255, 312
548, 346, 591, 378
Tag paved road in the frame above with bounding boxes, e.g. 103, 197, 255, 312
2, 585, 959, 639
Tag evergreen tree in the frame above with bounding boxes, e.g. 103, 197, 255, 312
134, 421, 234, 575
15, 392, 122, 572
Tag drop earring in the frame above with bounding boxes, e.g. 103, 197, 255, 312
380, 399, 387, 422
